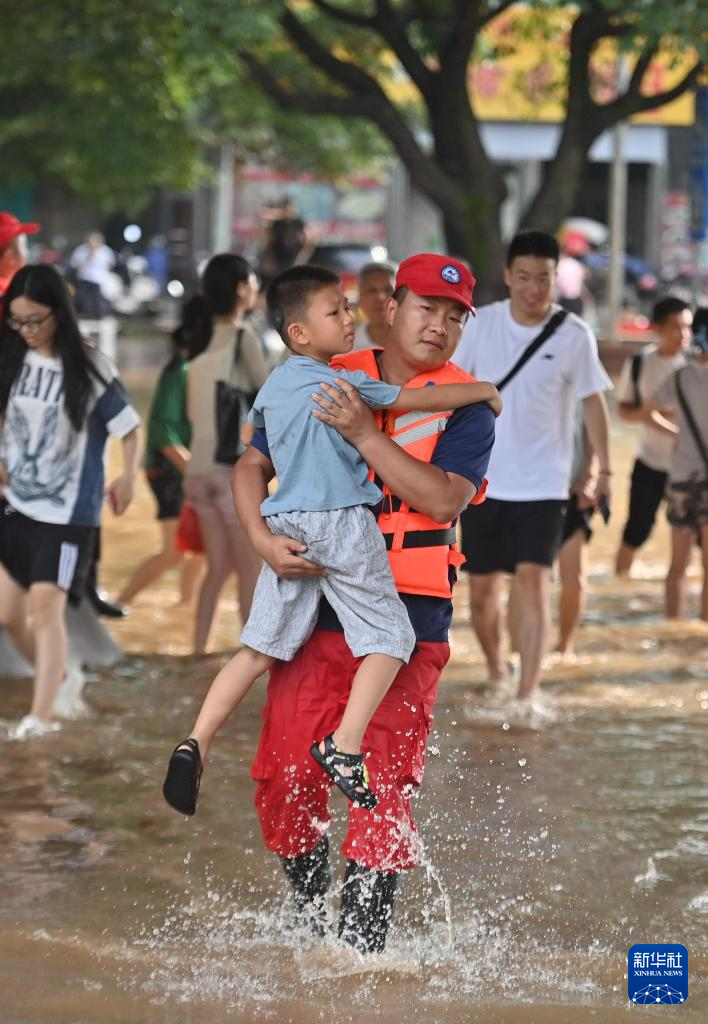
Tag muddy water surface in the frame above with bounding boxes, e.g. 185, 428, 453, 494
0, 369, 706, 1023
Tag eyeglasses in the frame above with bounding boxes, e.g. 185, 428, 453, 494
7, 312, 53, 334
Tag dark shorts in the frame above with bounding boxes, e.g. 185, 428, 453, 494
622, 458, 667, 548
0, 502, 95, 602
561, 493, 594, 546
146, 460, 184, 520
460, 498, 567, 574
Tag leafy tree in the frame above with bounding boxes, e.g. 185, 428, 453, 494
2, 1, 705, 290
236, 0, 708, 288
0, 0, 389, 214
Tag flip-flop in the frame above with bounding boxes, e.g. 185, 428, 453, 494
310, 734, 377, 810
163, 737, 203, 815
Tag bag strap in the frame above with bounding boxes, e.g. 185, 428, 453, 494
675, 367, 708, 476
232, 327, 244, 369
495, 310, 568, 392
630, 353, 642, 408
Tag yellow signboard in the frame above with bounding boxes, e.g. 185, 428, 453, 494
468, 4, 695, 126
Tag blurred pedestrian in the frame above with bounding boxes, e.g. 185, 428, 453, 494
353, 261, 396, 350
183, 254, 275, 653
554, 406, 598, 656
259, 198, 316, 284
648, 308, 708, 620
556, 232, 589, 317
116, 311, 204, 607
145, 235, 169, 294
614, 297, 692, 577
69, 231, 116, 319
0, 212, 39, 300
454, 230, 612, 705
0, 265, 140, 738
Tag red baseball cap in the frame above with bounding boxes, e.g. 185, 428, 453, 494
0, 212, 40, 251
395, 253, 476, 313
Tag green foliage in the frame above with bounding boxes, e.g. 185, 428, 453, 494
0, 0, 705, 227
0, 0, 391, 213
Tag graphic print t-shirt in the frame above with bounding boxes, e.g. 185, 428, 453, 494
1, 349, 140, 526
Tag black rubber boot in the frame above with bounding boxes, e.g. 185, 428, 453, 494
338, 860, 399, 954
279, 836, 332, 935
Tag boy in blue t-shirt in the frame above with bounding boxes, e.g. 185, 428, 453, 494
164, 264, 500, 814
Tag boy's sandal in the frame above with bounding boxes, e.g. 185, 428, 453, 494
163, 737, 203, 816
310, 733, 378, 810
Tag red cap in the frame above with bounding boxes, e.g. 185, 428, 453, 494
561, 230, 589, 257
0, 212, 40, 251
395, 253, 475, 312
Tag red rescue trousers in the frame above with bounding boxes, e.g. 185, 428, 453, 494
251, 630, 449, 873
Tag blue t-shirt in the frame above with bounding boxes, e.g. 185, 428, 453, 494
250, 400, 496, 641
247, 355, 401, 516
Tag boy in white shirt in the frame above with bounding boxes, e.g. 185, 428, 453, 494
614, 297, 692, 576
648, 308, 708, 620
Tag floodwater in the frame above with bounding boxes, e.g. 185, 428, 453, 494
0, 368, 706, 1024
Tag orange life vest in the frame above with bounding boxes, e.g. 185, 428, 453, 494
332, 348, 488, 599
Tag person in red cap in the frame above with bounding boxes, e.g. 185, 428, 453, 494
215, 253, 497, 955
0, 213, 40, 299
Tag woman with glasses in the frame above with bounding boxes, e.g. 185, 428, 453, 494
0, 264, 140, 738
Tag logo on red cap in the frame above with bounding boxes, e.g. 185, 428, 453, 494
395, 253, 475, 312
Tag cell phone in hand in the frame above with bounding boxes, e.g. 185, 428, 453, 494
107, 489, 118, 514
598, 494, 611, 524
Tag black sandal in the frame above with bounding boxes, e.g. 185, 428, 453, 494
163, 738, 203, 815
310, 734, 377, 810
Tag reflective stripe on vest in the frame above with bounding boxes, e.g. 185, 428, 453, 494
331, 348, 486, 599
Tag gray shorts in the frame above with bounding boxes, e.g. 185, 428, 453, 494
240, 506, 416, 663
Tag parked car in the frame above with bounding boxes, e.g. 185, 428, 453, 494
307, 242, 389, 297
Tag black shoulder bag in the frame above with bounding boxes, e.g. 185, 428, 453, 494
214, 329, 257, 466
495, 309, 568, 391
675, 367, 708, 477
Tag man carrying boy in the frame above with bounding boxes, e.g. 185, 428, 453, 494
232, 254, 496, 954
614, 297, 692, 576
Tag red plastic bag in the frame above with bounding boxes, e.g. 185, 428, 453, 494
175, 502, 204, 553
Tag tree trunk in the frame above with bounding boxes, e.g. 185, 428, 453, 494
440, 192, 506, 304
428, 79, 508, 302
521, 138, 591, 235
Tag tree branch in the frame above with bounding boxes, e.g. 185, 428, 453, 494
627, 43, 659, 96
281, 5, 384, 97
238, 51, 362, 118
310, 0, 375, 30
238, 47, 464, 218
592, 58, 702, 132
438, 1, 484, 83
373, 0, 435, 98
478, 0, 517, 30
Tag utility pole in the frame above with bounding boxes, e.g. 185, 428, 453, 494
606, 56, 631, 341
212, 141, 235, 253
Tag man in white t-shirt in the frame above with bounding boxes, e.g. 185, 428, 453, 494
614, 297, 692, 576
454, 231, 612, 702
70, 232, 116, 319
353, 261, 396, 350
